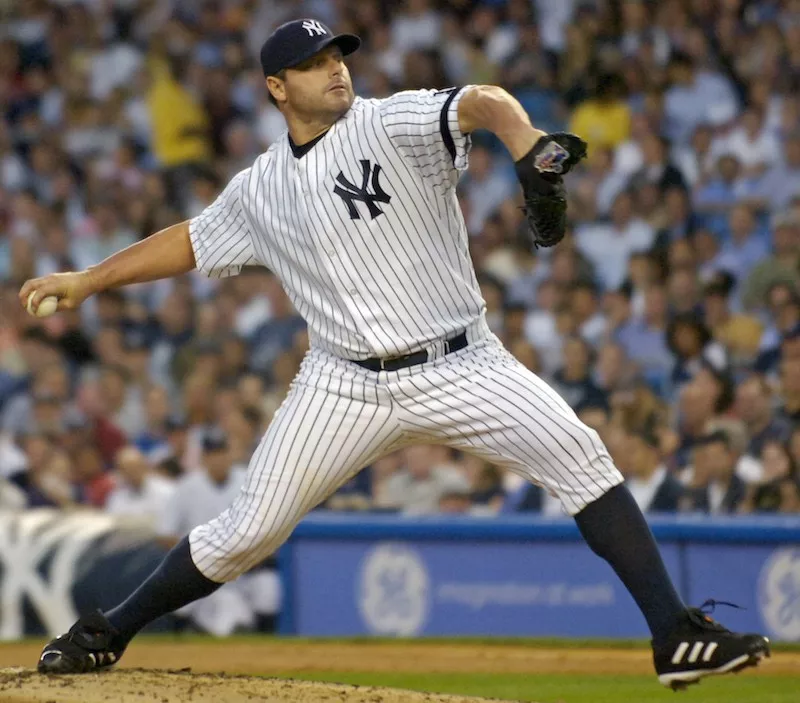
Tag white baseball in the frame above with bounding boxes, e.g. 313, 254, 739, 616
27, 292, 59, 318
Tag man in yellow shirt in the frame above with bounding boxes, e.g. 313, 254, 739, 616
146, 56, 213, 210
570, 73, 631, 150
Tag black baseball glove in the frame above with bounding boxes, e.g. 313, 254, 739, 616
514, 132, 588, 248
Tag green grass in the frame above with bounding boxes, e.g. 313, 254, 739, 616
278, 671, 798, 703
11, 634, 800, 653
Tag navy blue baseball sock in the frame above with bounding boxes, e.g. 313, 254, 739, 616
574, 484, 685, 642
105, 536, 221, 648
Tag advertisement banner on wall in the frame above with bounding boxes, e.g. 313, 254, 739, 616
293, 539, 681, 638
686, 545, 800, 643
286, 516, 800, 641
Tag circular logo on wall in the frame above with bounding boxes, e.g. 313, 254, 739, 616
358, 542, 430, 636
758, 548, 800, 641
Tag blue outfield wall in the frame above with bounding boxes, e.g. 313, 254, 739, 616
278, 514, 800, 642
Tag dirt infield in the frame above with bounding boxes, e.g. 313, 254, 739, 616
0, 668, 514, 703
1, 640, 797, 703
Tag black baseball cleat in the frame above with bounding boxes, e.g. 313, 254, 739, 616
38, 610, 124, 674
653, 602, 770, 690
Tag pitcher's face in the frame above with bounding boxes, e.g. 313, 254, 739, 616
269, 46, 354, 122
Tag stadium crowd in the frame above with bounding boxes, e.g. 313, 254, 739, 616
1, 0, 800, 523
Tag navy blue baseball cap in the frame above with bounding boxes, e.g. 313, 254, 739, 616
260, 19, 360, 77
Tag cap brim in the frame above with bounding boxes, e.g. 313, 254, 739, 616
282, 33, 361, 72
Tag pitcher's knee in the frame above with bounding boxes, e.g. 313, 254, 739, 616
189, 516, 288, 583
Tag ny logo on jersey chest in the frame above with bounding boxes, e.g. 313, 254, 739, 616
333, 159, 392, 220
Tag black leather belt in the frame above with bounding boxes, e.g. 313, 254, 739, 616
353, 331, 468, 372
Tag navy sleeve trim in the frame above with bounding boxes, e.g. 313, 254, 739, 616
438, 87, 463, 166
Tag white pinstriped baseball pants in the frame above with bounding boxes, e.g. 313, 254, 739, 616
189, 329, 623, 583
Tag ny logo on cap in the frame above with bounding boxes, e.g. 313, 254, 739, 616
302, 20, 327, 36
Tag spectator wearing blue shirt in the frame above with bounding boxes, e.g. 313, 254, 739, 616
617, 283, 673, 382
694, 154, 747, 233
751, 131, 800, 211
708, 204, 770, 288
663, 52, 739, 147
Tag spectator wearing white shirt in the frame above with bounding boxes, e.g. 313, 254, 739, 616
672, 124, 716, 188
711, 107, 782, 178
105, 446, 175, 527
571, 279, 607, 347
391, 0, 442, 55
157, 430, 245, 548
576, 190, 656, 291
157, 429, 279, 635
620, 428, 684, 513
524, 279, 563, 376
382, 445, 470, 515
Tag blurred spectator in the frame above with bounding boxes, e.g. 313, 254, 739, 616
156, 427, 278, 635
682, 430, 747, 514
705, 417, 764, 485
8, 433, 79, 508
628, 132, 687, 196
702, 274, 763, 365
133, 384, 172, 461
617, 283, 672, 380
249, 278, 306, 372
382, 445, 470, 514
667, 315, 727, 387
157, 429, 245, 550
570, 280, 606, 347
663, 52, 739, 146
459, 143, 515, 235
740, 439, 797, 513
707, 204, 769, 285
619, 428, 684, 513
778, 355, 800, 423
741, 212, 800, 311
71, 442, 115, 509
105, 446, 174, 526
575, 190, 655, 291
752, 131, 800, 211
551, 336, 607, 410
462, 455, 505, 514
735, 375, 791, 459
569, 73, 630, 149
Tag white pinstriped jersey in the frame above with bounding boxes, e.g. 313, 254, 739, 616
188, 86, 485, 360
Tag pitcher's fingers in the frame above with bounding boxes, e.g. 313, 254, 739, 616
18, 278, 42, 310
19, 279, 62, 312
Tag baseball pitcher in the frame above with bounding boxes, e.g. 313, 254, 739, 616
24, 20, 767, 689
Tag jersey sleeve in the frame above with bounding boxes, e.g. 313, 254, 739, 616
189, 168, 258, 278
379, 86, 474, 184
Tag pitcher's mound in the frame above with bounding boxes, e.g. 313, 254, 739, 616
0, 668, 520, 703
